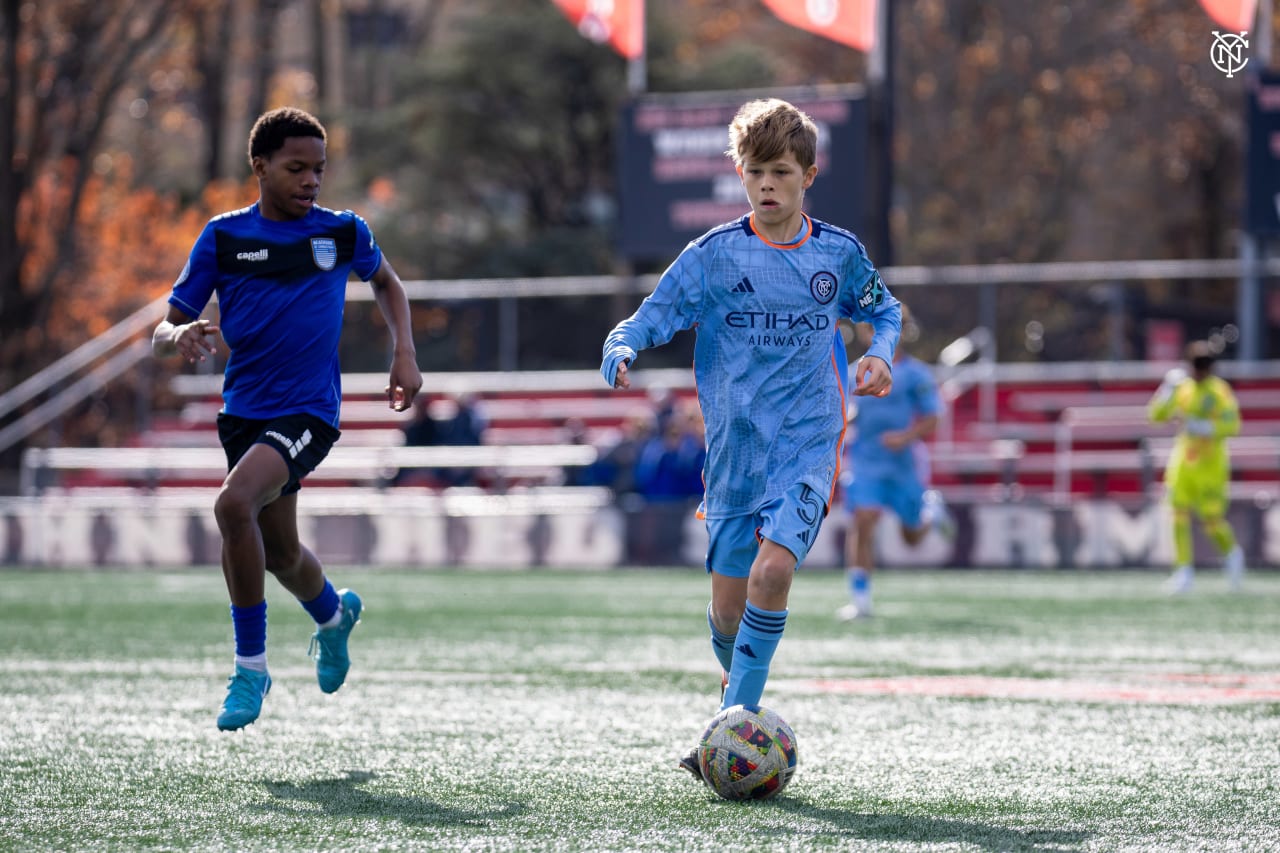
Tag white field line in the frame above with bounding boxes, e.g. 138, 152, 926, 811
784, 673, 1280, 704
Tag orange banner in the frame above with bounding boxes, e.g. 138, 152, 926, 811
760, 0, 875, 52
549, 0, 644, 59
1198, 0, 1257, 31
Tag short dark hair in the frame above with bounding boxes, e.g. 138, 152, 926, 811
1185, 339, 1216, 371
247, 107, 326, 165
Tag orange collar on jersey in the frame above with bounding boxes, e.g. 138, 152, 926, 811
749, 213, 813, 249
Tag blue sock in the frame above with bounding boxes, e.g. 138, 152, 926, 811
721, 601, 787, 710
230, 600, 267, 658
301, 580, 340, 625
707, 603, 736, 675
848, 567, 869, 598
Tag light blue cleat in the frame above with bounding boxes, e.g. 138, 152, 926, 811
309, 588, 362, 694
217, 666, 272, 731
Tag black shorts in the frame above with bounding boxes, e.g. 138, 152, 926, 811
216, 412, 341, 496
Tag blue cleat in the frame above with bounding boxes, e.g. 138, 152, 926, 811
308, 588, 362, 694
217, 666, 271, 731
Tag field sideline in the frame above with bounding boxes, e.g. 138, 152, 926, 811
2, 566, 1277, 851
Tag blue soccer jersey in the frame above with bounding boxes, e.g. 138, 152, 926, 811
601, 213, 901, 519
169, 203, 383, 427
848, 354, 940, 473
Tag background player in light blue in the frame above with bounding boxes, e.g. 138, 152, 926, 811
152, 107, 422, 731
838, 307, 952, 620
599, 98, 901, 783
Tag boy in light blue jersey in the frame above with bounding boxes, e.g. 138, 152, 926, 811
153, 108, 422, 731
600, 98, 901, 782
838, 309, 951, 620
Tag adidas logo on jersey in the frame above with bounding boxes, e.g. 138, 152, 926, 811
236, 249, 269, 262
730, 277, 755, 293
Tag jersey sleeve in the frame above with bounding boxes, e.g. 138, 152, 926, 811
168, 222, 219, 320
837, 247, 901, 370
1211, 381, 1241, 438
600, 245, 706, 386
350, 213, 383, 281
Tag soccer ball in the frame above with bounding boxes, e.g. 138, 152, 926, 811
697, 704, 798, 801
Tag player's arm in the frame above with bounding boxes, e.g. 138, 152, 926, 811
847, 272, 901, 398
1148, 369, 1185, 424
153, 305, 219, 365
1206, 384, 1241, 438
601, 249, 704, 389
368, 257, 422, 412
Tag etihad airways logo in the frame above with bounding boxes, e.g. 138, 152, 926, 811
236, 249, 269, 262
725, 311, 831, 331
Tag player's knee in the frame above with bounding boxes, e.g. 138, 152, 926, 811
901, 525, 926, 546
709, 601, 744, 634
213, 487, 256, 534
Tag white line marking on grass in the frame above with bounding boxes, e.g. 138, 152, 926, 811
786, 673, 1280, 704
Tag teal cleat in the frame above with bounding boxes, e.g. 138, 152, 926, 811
216, 666, 271, 731
309, 588, 362, 694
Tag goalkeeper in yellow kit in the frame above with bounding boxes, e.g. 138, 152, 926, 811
1147, 341, 1244, 593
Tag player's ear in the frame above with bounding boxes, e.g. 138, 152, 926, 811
803, 164, 818, 188
735, 165, 743, 178
251, 155, 268, 179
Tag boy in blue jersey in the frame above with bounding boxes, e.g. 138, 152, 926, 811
152, 108, 422, 731
837, 310, 952, 620
599, 98, 902, 782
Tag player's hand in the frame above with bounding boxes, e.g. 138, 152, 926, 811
386, 352, 423, 412
881, 430, 913, 451
853, 355, 892, 397
1184, 418, 1214, 437
171, 319, 219, 364
613, 360, 631, 390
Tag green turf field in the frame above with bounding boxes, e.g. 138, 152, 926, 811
1, 567, 1277, 851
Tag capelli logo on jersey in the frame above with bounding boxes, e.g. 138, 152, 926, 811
236, 249, 269, 262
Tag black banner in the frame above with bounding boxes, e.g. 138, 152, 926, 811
1246, 71, 1280, 235
617, 87, 867, 262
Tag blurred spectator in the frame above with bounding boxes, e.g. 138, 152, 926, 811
394, 393, 487, 487
560, 416, 599, 487
634, 399, 706, 502
393, 396, 439, 486
594, 411, 656, 498
433, 393, 487, 486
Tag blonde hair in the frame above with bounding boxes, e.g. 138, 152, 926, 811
726, 99, 818, 169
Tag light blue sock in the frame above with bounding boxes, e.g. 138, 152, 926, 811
721, 601, 787, 710
707, 603, 736, 675
848, 567, 869, 598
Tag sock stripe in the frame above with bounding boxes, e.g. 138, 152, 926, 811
741, 604, 787, 635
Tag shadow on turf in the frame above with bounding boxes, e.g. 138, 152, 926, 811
772, 800, 1091, 852
258, 771, 525, 826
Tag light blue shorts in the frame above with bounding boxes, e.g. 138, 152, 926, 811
844, 466, 925, 528
705, 482, 828, 578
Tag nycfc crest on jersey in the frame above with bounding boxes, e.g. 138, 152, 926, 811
311, 237, 338, 271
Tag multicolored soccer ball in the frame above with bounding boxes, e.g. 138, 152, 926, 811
697, 704, 798, 801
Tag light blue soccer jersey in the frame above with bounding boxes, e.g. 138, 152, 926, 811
169, 203, 383, 427
601, 213, 901, 519
848, 354, 940, 474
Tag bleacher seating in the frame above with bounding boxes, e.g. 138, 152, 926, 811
22, 363, 1280, 504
